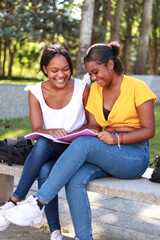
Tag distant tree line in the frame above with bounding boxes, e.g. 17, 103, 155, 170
77, 0, 160, 77
0, 0, 80, 79
0, 0, 159, 80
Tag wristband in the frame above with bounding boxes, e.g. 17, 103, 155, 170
119, 134, 125, 144
115, 134, 121, 150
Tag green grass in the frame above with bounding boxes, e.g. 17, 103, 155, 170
0, 102, 159, 166
0, 117, 31, 140
0, 79, 40, 85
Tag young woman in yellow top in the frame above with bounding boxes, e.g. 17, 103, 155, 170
3, 42, 157, 240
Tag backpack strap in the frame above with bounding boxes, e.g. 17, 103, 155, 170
7, 148, 13, 166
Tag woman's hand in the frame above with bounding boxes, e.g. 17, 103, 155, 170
49, 128, 67, 138
97, 131, 117, 145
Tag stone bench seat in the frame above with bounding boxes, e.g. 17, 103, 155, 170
0, 163, 159, 206
87, 168, 160, 205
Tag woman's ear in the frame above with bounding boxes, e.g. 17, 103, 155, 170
107, 60, 114, 70
43, 65, 47, 75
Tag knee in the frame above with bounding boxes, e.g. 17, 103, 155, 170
34, 137, 50, 149
69, 136, 90, 152
32, 137, 52, 154
66, 172, 86, 191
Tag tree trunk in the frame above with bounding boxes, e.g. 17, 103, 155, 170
110, 0, 125, 42
151, 36, 159, 75
0, 38, 2, 80
123, 0, 136, 75
148, 0, 160, 75
91, 0, 101, 44
91, 0, 108, 44
2, 38, 9, 79
135, 0, 153, 74
148, 38, 154, 75
75, 0, 95, 78
123, 25, 132, 75
7, 44, 17, 79
101, 0, 108, 43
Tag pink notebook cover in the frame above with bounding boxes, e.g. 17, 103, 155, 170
25, 129, 97, 144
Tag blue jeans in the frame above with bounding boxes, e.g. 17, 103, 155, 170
34, 136, 150, 239
13, 137, 68, 233
66, 163, 108, 240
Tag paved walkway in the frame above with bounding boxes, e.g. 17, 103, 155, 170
0, 179, 160, 240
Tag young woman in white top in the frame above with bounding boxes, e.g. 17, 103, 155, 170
0, 44, 90, 240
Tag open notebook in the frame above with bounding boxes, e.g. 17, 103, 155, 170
25, 129, 97, 144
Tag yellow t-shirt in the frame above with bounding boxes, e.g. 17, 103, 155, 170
86, 75, 157, 128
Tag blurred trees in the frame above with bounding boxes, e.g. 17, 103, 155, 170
0, 0, 80, 79
148, 0, 160, 75
76, 0, 95, 78
76, 0, 159, 77
135, 0, 153, 74
0, 0, 159, 80
109, 0, 125, 42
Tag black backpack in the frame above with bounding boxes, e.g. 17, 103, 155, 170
149, 155, 160, 183
0, 135, 34, 166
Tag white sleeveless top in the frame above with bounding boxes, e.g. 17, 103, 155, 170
25, 78, 90, 133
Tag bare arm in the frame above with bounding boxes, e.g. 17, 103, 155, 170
70, 84, 91, 133
98, 100, 155, 144
121, 99, 155, 143
29, 91, 67, 137
88, 112, 102, 133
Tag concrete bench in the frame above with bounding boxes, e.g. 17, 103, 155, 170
0, 163, 159, 206
87, 168, 160, 205
0, 163, 24, 203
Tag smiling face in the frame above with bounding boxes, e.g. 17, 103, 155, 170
85, 60, 114, 88
43, 54, 71, 89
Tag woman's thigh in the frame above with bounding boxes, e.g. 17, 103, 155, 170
73, 136, 150, 179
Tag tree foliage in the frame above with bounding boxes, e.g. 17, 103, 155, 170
0, 0, 80, 79
87, 0, 159, 75
0, 0, 159, 79
76, 0, 95, 78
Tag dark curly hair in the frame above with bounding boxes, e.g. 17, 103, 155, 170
84, 41, 123, 75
